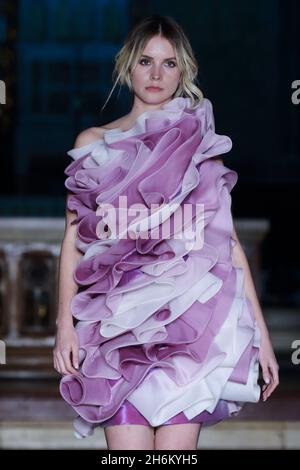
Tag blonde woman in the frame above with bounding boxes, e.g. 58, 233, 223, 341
54, 15, 279, 450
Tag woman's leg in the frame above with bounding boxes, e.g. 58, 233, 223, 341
104, 424, 155, 450
154, 423, 202, 450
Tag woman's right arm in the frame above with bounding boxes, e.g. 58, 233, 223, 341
53, 193, 82, 375
53, 128, 101, 375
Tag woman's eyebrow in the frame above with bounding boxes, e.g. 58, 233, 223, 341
141, 54, 177, 60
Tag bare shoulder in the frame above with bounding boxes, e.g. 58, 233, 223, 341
74, 127, 105, 149
74, 115, 129, 149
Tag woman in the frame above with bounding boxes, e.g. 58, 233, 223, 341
53, 15, 279, 450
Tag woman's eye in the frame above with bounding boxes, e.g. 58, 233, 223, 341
140, 58, 150, 65
139, 58, 177, 67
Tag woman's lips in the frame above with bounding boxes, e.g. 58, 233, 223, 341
146, 87, 163, 92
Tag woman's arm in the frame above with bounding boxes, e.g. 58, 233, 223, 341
54, 128, 99, 375
231, 224, 279, 401
56, 195, 82, 327
213, 156, 272, 335
231, 225, 269, 337
213, 156, 279, 401
53, 194, 82, 375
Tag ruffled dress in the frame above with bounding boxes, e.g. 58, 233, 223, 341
59, 96, 261, 439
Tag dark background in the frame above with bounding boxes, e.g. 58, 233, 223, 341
0, 0, 299, 309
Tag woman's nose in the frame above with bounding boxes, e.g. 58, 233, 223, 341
150, 64, 162, 79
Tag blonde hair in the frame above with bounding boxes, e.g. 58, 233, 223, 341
101, 15, 204, 112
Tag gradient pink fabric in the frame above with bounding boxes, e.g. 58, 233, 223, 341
59, 97, 261, 439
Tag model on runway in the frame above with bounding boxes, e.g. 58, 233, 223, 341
53, 14, 279, 450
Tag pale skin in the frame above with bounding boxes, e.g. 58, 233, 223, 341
54, 35, 279, 450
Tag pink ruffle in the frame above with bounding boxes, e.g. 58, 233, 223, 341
59, 97, 261, 438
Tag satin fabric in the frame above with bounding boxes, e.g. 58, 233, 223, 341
59, 96, 261, 438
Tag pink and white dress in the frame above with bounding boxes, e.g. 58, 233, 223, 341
59, 96, 261, 439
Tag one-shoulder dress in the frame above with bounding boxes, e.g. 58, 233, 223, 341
59, 96, 261, 439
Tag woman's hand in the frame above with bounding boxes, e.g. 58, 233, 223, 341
53, 318, 80, 375
258, 332, 280, 401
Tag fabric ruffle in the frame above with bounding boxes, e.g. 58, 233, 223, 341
60, 96, 261, 438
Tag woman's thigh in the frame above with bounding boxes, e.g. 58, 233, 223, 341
154, 423, 202, 450
104, 424, 155, 450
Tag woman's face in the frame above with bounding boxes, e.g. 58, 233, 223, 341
130, 35, 181, 105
